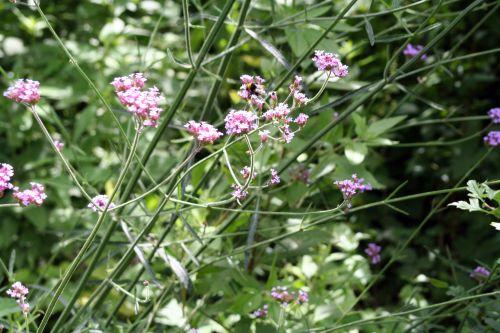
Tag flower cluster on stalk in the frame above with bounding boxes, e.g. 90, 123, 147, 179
0, 162, 47, 207
88, 195, 116, 212
6, 282, 30, 316
334, 174, 372, 207
270, 286, 309, 307
3, 79, 40, 105
470, 266, 491, 281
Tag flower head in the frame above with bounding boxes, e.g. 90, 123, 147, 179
488, 107, 500, 123
470, 266, 491, 281
281, 124, 295, 143
263, 103, 291, 121
365, 243, 382, 264
0, 163, 14, 196
334, 174, 372, 202
238, 75, 266, 100
297, 290, 309, 304
251, 304, 268, 318
6, 282, 30, 316
484, 131, 500, 146
231, 184, 248, 201
3, 79, 41, 105
13, 182, 47, 207
294, 113, 309, 127
271, 286, 294, 306
88, 195, 115, 212
184, 120, 223, 145
54, 140, 64, 151
403, 44, 427, 60
240, 166, 256, 180
270, 168, 280, 185
293, 92, 309, 106
116, 86, 164, 128
312, 50, 349, 77
225, 110, 258, 135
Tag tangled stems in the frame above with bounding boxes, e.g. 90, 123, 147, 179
36, 127, 141, 333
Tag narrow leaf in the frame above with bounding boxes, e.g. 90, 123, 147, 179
364, 18, 375, 46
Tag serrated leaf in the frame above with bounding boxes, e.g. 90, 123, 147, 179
466, 180, 484, 200
364, 18, 375, 46
366, 116, 406, 138
448, 199, 483, 212
490, 222, 500, 230
345, 142, 368, 165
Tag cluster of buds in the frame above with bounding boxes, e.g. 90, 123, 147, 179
6, 282, 30, 316
0, 163, 14, 197
184, 120, 223, 145
3, 79, 40, 105
484, 107, 500, 147
334, 174, 372, 207
270, 286, 309, 307
111, 73, 164, 129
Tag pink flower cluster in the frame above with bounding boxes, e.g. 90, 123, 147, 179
365, 243, 382, 264
88, 195, 115, 212
0, 163, 14, 196
403, 43, 428, 60
484, 131, 500, 147
231, 184, 248, 202
225, 110, 258, 135
240, 166, 256, 180
184, 120, 223, 145
270, 286, 308, 307
289, 75, 309, 106
334, 174, 372, 202
112, 73, 163, 128
269, 168, 280, 185
13, 182, 47, 207
238, 75, 266, 109
6, 282, 30, 315
54, 139, 64, 151
3, 79, 41, 105
312, 50, 349, 77
488, 107, 500, 123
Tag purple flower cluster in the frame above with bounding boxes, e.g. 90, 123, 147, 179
484, 131, 500, 147
334, 174, 372, 202
470, 266, 491, 281
270, 286, 309, 306
0, 163, 14, 196
112, 73, 164, 128
6, 282, 30, 315
184, 120, 223, 145
251, 304, 268, 318
312, 50, 349, 77
88, 195, 115, 212
3, 79, 41, 105
294, 113, 309, 127
231, 184, 248, 201
54, 139, 64, 151
269, 168, 280, 185
225, 110, 258, 135
403, 44, 427, 60
13, 182, 47, 207
238, 75, 266, 109
365, 243, 382, 264
240, 166, 256, 180
488, 107, 500, 123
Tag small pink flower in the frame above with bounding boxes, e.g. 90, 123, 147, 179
54, 140, 64, 151
225, 110, 258, 135
250, 95, 265, 110
270, 168, 280, 185
281, 125, 294, 143
6, 282, 30, 316
13, 182, 47, 207
297, 290, 309, 304
88, 195, 115, 212
251, 304, 268, 318
484, 131, 500, 147
271, 286, 294, 306
403, 44, 427, 60
240, 166, 256, 180
184, 120, 223, 145
3, 79, 41, 105
269, 91, 278, 101
0, 163, 14, 196
312, 50, 349, 77
263, 103, 290, 121
294, 113, 309, 126
470, 266, 490, 281
259, 130, 270, 143
293, 92, 309, 106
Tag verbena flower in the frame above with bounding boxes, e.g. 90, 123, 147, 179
297, 290, 309, 304
281, 124, 295, 144
263, 103, 290, 121
111, 73, 146, 92
270, 286, 294, 306
365, 243, 382, 264
54, 140, 64, 151
293, 92, 309, 106
13, 182, 47, 207
184, 120, 223, 145
240, 166, 256, 180
403, 43, 427, 60
334, 174, 372, 202
270, 169, 280, 185
289, 75, 303, 92
484, 131, 500, 146
231, 184, 248, 201
470, 266, 491, 281
312, 50, 349, 77
259, 130, 270, 143
88, 195, 115, 212
294, 113, 309, 127
488, 107, 500, 123
3, 79, 41, 105
238, 75, 266, 101
0, 163, 14, 196
6, 282, 30, 316
112, 73, 163, 128
225, 110, 258, 135
251, 304, 268, 318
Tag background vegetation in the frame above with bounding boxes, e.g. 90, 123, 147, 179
0, 0, 499, 332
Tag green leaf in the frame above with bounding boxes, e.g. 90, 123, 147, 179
448, 199, 483, 212
352, 113, 367, 137
366, 116, 406, 138
364, 18, 375, 46
429, 278, 449, 289
345, 142, 368, 165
